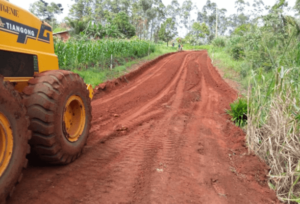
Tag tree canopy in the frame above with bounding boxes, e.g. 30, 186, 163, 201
158, 18, 177, 46
112, 12, 136, 38
27, 0, 300, 44
29, 0, 63, 27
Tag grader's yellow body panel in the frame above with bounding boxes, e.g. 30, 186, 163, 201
0, 1, 93, 202
0, 0, 59, 81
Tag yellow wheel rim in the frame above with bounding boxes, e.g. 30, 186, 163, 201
63, 95, 86, 142
0, 112, 13, 177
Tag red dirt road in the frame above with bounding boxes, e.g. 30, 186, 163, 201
8, 51, 279, 204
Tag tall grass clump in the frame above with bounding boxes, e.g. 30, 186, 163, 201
244, 22, 300, 202
247, 68, 300, 203
211, 36, 227, 47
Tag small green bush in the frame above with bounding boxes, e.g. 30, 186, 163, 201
230, 44, 245, 60
294, 42, 300, 66
227, 98, 248, 127
212, 36, 227, 47
240, 62, 250, 78
232, 24, 251, 36
224, 35, 246, 60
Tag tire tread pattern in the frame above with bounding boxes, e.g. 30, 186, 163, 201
23, 70, 92, 165
0, 76, 31, 202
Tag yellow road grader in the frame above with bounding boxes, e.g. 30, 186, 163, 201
0, 0, 93, 202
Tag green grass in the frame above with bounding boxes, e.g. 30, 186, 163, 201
183, 44, 211, 50
207, 46, 249, 89
53, 27, 68, 33
207, 37, 300, 202
73, 69, 109, 88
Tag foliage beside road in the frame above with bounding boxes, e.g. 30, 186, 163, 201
58, 42, 178, 87
55, 40, 208, 88
54, 38, 155, 70
207, 4, 300, 202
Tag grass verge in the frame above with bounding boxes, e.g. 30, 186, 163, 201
207, 46, 249, 91
208, 44, 300, 203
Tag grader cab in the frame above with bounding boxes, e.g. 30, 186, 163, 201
0, 0, 93, 202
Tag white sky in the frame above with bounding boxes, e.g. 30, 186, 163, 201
9, 0, 298, 37
10, 0, 297, 19
10, 0, 73, 17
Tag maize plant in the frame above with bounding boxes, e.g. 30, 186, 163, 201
54, 38, 155, 70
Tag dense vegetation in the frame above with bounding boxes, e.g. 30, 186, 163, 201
207, 1, 300, 203
29, 0, 199, 87
54, 38, 155, 69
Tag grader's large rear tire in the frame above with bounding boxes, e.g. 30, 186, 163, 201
23, 70, 92, 164
0, 76, 31, 203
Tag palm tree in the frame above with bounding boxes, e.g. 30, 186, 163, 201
66, 17, 90, 35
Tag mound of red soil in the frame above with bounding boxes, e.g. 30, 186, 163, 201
93, 52, 175, 99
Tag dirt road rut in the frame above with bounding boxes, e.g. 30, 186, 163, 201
8, 51, 279, 204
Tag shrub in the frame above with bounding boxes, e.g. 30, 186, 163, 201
230, 44, 245, 60
232, 24, 251, 36
226, 35, 245, 60
227, 98, 248, 127
294, 42, 300, 66
212, 36, 227, 47
240, 62, 250, 78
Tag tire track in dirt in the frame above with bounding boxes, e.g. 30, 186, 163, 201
88, 52, 190, 143
92, 54, 174, 106
7, 51, 280, 204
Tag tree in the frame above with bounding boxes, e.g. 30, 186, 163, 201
192, 22, 210, 40
84, 21, 124, 39
158, 18, 177, 46
235, 0, 249, 14
180, 0, 194, 29
184, 32, 197, 44
69, 0, 93, 20
137, 0, 165, 40
251, 0, 265, 20
147, 2, 166, 41
272, 0, 288, 10
176, 37, 185, 44
66, 0, 175, 41
197, 0, 228, 41
167, 0, 180, 21
29, 0, 63, 27
112, 12, 136, 38
295, 0, 300, 14
233, 0, 250, 26
66, 17, 90, 35
184, 22, 209, 45
232, 24, 251, 36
